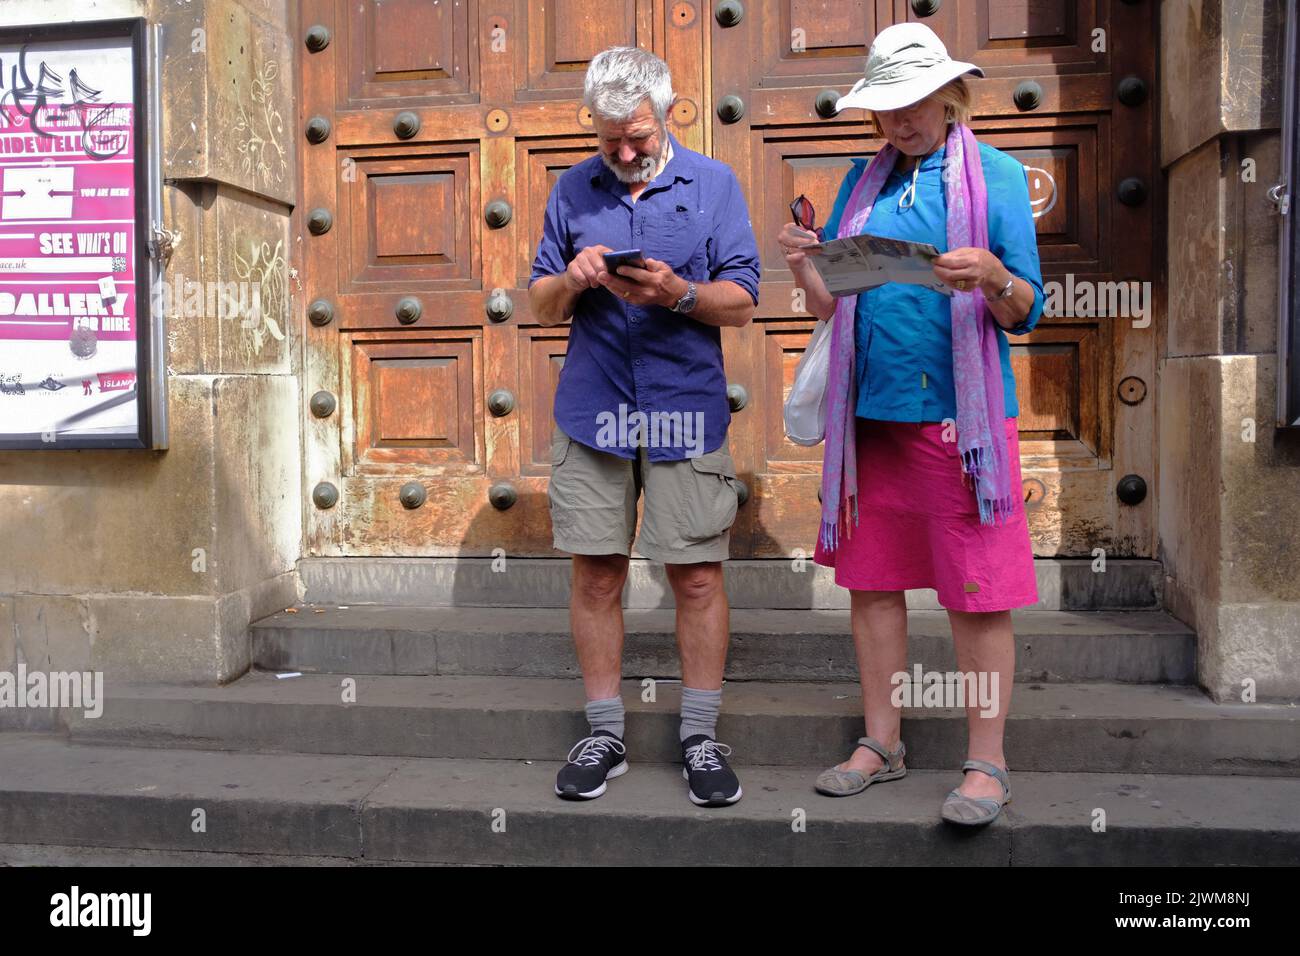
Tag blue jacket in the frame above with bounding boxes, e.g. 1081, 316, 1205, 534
823, 141, 1045, 421
530, 134, 761, 459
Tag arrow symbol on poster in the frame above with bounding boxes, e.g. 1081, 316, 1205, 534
48, 189, 75, 198
0, 190, 26, 197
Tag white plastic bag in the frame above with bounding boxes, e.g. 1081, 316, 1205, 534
782, 317, 832, 446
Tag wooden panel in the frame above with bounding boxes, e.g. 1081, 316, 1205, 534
372, 0, 456, 76
785, 0, 871, 58
553, 0, 632, 67
986, 0, 1069, 41
756, 134, 874, 282
347, 331, 484, 475
513, 137, 596, 286
340, 146, 480, 291
977, 124, 1101, 274
521, 0, 641, 96
1010, 322, 1101, 454
371, 175, 450, 259
518, 326, 570, 476
763, 321, 824, 466
902, 0, 1101, 71
752, 0, 886, 86
340, 0, 476, 106
1012, 343, 1077, 437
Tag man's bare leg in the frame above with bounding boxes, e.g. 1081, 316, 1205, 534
571, 553, 630, 700
664, 560, 728, 690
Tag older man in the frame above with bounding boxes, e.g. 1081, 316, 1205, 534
529, 46, 760, 807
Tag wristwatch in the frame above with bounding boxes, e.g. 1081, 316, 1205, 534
983, 276, 1015, 303
672, 280, 698, 314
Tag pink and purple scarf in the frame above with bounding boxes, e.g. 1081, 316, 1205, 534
819, 122, 1016, 551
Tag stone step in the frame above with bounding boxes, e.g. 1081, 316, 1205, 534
1, 735, 1296, 866
297, 557, 1164, 611
251, 606, 1194, 684
67, 674, 1298, 775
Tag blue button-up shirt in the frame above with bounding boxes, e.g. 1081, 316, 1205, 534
823, 141, 1045, 422
529, 134, 761, 460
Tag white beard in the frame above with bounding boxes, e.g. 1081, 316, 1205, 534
602, 138, 665, 184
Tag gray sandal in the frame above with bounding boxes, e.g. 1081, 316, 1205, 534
814, 736, 906, 796
941, 759, 1011, 826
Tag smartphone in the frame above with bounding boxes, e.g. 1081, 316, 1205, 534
602, 248, 647, 275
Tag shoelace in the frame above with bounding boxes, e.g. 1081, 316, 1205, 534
684, 739, 733, 772
566, 735, 626, 767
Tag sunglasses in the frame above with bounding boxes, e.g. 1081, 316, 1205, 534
789, 194, 825, 241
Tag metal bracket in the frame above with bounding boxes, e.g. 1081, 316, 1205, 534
148, 222, 180, 263
1268, 181, 1291, 216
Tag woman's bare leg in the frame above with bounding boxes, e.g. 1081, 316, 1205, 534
947, 608, 1015, 799
839, 589, 909, 773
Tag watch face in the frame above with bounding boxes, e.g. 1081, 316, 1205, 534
675, 283, 697, 312
676, 283, 696, 314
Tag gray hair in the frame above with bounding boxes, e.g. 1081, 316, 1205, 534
583, 46, 675, 123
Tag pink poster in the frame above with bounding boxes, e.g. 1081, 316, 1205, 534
0, 32, 142, 445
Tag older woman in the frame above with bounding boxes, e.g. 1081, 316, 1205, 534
778, 23, 1045, 826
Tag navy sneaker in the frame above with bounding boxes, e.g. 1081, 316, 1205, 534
681, 734, 742, 807
554, 732, 628, 800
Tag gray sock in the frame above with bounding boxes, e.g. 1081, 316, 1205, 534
680, 685, 723, 741
585, 695, 625, 740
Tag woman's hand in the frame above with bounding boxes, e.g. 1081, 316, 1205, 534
777, 222, 822, 267
931, 247, 1007, 296
779, 222, 835, 321
934, 246, 1035, 332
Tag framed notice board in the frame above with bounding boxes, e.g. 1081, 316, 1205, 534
0, 17, 164, 449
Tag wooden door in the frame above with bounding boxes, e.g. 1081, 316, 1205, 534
715, 0, 1159, 558
298, 0, 1158, 560
298, 0, 708, 556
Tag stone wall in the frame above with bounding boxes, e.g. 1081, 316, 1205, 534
0, 0, 303, 702
1160, 0, 1300, 699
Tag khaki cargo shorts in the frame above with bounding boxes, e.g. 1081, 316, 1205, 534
548, 424, 740, 564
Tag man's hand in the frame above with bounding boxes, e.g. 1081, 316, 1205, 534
599, 257, 687, 309
563, 244, 614, 293
530, 244, 613, 327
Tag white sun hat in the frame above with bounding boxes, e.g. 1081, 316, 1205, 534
835, 22, 983, 113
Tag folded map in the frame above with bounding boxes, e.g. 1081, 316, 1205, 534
803, 232, 952, 297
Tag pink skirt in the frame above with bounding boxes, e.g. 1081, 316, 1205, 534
813, 417, 1038, 612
